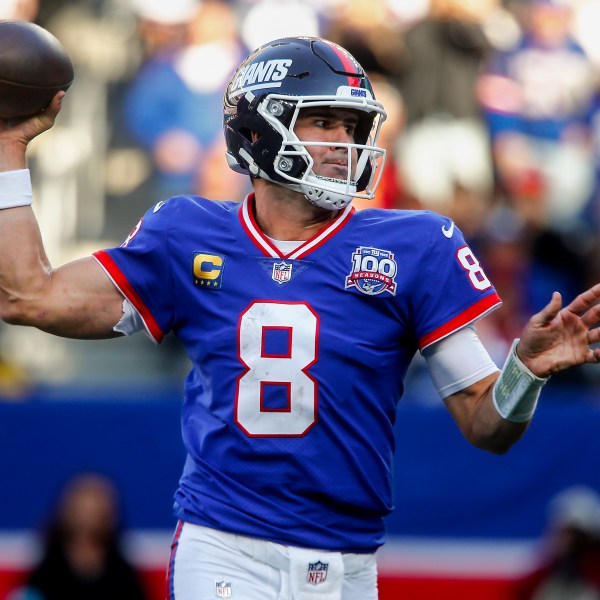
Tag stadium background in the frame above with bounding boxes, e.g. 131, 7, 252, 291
1, 0, 600, 598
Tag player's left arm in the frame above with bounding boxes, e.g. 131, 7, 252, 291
444, 284, 600, 454
444, 372, 524, 455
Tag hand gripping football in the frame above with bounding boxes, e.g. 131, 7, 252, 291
0, 20, 74, 119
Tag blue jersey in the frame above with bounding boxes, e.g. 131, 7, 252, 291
94, 195, 501, 552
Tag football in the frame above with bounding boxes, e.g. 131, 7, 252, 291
0, 20, 74, 119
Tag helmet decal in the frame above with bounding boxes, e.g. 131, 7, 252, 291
229, 59, 293, 98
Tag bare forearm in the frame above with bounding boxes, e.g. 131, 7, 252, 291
0, 138, 27, 170
0, 94, 124, 337
0, 120, 50, 318
468, 385, 529, 454
0, 206, 53, 324
0, 206, 123, 338
445, 372, 529, 455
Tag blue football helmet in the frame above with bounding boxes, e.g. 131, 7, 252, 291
223, 37, 387, 210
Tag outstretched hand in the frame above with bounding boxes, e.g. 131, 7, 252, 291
517, 284, 600, 378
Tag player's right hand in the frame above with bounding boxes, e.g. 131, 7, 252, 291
0, 91, 64, 170
0, 91, 64, 143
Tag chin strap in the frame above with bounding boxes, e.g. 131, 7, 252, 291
300, 176, 356, 210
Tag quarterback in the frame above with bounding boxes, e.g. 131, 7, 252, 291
1, 37, 599, 600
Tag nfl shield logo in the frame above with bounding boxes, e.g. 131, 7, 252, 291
307, 561, 328, 585
215, 581, 232, 598
272, 260, 293, 284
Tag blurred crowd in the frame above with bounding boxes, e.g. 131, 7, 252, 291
9, 473, 149, 600
1, 0, 600, 393
515, 485, 600, 600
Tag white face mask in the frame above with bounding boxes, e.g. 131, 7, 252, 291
257, 94, 387, 210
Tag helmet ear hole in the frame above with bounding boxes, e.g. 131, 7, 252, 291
237, 127, 251, 140
239, 128, 259, 143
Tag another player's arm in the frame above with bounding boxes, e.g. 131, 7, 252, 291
0, 93, 124, 338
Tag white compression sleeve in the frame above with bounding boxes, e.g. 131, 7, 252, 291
422, 326, 499, 399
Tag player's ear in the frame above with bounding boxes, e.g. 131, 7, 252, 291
250, 131, 260, 142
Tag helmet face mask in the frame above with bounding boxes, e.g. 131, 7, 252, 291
224, 37, 387, 210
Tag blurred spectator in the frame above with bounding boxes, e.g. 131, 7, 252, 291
514, 486, 600, 600
471, 205, 533, 365
238, 0, 321, 52
323, 0, 405, 80
572, 0, 600, 68
587, 85, 600, 236
130, 0, 198, 57
477, 0, 599, 327
122, 0, 248, 204
0, 0, 38, 20
394, 0, 499, 239
478, 0, 598, 235
12, 473, 148, 600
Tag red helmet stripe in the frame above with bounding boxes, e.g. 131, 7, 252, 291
323, 40, 360, 87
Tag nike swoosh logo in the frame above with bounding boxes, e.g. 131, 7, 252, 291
153, 201, 166, 213
441, 221, 455, 238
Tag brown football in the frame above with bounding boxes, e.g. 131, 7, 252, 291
0, 20, 74, 119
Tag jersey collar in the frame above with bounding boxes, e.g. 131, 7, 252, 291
239, 193, 355, 259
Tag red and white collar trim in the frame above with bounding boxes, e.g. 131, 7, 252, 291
239, 194, 355, 259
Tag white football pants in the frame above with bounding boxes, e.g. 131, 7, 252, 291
166, 521, 378, 600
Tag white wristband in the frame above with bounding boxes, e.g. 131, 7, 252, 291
0, 169, 33, 209
492, 339, 549, 422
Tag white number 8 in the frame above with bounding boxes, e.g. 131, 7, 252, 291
236, 301, 318, 437
457, 246, 491, 291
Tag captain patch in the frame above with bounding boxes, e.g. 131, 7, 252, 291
193, 252, 225, 289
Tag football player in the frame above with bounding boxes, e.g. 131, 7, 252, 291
0, 37, 599, 600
